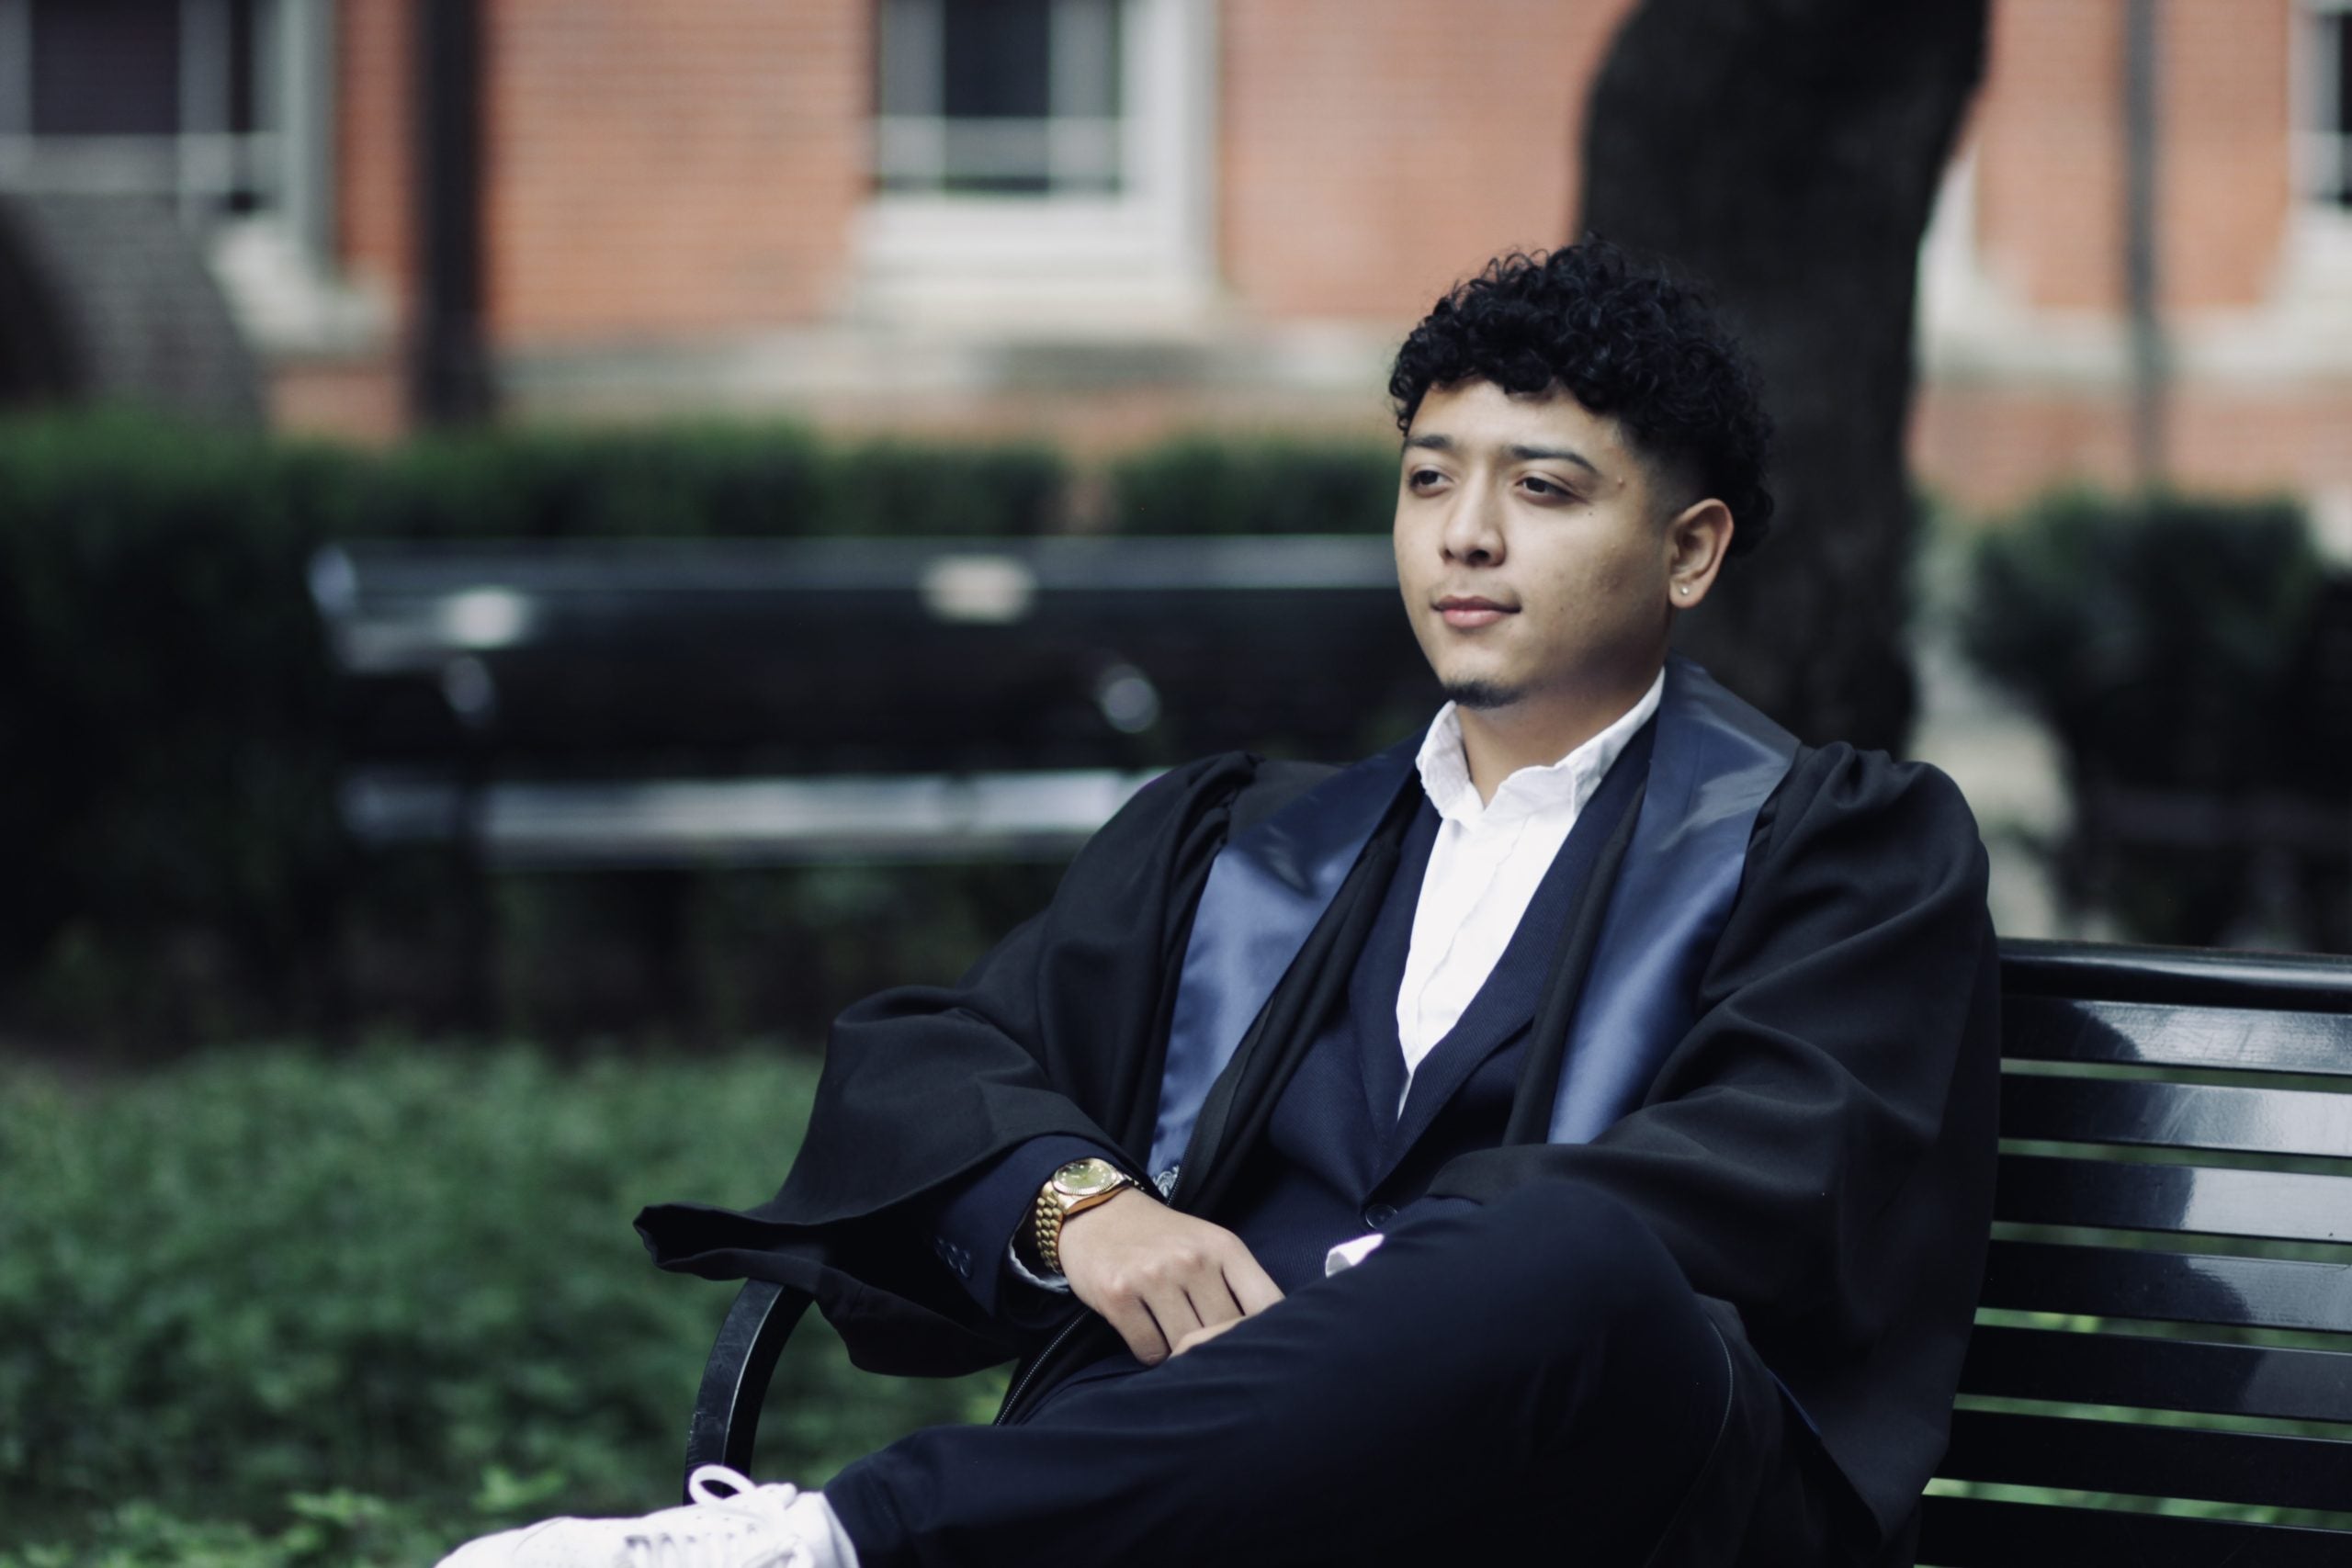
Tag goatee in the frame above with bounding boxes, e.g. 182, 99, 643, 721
1442, 679, 1521, 711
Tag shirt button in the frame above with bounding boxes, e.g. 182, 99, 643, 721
1363, 1203, 1397, 1230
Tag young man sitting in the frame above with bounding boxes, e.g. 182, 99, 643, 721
441, 241, 1998, 1568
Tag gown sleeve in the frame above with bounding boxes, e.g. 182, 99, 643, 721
1427, 742, 2000, 1528
632, 752, 1257, 1371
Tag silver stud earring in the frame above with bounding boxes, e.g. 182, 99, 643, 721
1677, 584, 1691, 597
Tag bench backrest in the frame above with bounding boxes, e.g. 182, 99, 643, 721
1919, 940, 2352, 1565
310, 536, 1437, 773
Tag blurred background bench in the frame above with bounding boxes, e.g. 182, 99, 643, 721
309, 535, 1439, 869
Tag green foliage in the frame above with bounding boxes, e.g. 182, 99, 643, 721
0, 1047, 1003, 1560
0, 415, 349, 1030
340, 425, 1063, 542
1961, 488, 2322, 791
0, 412, 1409, 1046
0, 1492, 451, 1568
1958, 488, 2334, 946
0, 412, 1066, 1044
1106, 435, 1396, 536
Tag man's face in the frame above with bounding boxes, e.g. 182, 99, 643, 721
1392, 378, 1680, 715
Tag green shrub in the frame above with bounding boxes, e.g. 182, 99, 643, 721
0, 415, 351, 1036
1107, 435, 1396, 535
0, 1046, 1002, 1558
344, 425, 1062, 541
1961, 489, 2322, 791
0, 413, 1408, 1048
1959, 488, 2333, 946
0, 412, 1068, 1046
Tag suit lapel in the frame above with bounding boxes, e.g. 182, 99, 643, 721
1347, 804, 1434, 1132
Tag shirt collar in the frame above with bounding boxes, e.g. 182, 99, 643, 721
1414, 667, 1666, 829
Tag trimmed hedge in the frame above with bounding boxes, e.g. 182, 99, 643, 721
1106, 435, 1395, 536
0, 413, 1407, 1049
1959, 488, 2340, 947
0, 1045, 1001, 1563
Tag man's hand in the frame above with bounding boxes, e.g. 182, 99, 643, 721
1056, 1189, 1283, 1365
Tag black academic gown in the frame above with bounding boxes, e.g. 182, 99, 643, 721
638, 737, 2000, 1557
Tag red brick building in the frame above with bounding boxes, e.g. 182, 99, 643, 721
6, 0, 2349, 527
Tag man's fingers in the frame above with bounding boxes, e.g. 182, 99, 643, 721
1170, 1318, 1240, 1357
1105, 1299, 1172, 1367
1143, 1282, 1209, 1355
1222, 1247, 1285, 1316
1183, 1280, 1247, 1331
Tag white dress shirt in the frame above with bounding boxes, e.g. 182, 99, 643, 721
1396, 670, 1664, 1105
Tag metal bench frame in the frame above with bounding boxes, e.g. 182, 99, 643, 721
684, 939, 2352, 1563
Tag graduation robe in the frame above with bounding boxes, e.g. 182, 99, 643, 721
637, 668, 2000, 1548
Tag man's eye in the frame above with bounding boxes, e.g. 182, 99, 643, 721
1407, 468, 1443, 490
1523, 477, 1573, 501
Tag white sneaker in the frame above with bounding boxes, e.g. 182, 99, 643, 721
435, 1464, 835, 1568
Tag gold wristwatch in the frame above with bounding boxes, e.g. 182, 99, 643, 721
1032, 1156, 1136, 1274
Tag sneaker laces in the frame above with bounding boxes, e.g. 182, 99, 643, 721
614, 1465, 810, 1568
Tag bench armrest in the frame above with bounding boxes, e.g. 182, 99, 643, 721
682, 1280, 813, 1501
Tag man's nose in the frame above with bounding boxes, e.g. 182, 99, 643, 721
1441, 483, 1505, 563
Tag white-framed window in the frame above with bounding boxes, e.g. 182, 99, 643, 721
2296, 0, 2352, 213
2279, 0, 2352, 306
0, 0, 354, 347
876, 0, 1125, 198
857, 0, 1217, 321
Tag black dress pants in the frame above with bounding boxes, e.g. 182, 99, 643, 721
823, 1180, 1875, 1568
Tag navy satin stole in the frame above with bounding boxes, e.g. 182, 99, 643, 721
1148, 657, 1798, 1182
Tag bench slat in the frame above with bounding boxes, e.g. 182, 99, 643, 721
1995, 1154, 2352, 1243
2002, 941, 2352, 1014
1979, 1240, 2352, 1332
2002, 995, 2352, 1077
1939, 1408, 2352, 1513
1917, 1494, 2352, 1567
1999, 1075, 2352, 1160
1957, 1325, 2352, 1423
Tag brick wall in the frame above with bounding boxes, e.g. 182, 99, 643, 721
481, 0, 868, 344
1914, 378, 2352, 514
2160, 0, 2291, 308
1973, 0, 2290, 313
1219, 0, 1635, 324
337, 0, 413, 323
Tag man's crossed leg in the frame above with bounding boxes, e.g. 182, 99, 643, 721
442, 1181, 1862, 1568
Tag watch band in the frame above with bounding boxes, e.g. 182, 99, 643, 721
1033, 1158, 1136, 1275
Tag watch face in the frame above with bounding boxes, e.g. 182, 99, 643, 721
1056, 1158, 1119, 1197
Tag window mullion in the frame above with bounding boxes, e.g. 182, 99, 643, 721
179, 0, 232, 220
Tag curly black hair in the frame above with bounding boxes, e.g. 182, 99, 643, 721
1388, 240, 1775, 554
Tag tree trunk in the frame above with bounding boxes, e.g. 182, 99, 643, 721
1579, 0, 1987, 751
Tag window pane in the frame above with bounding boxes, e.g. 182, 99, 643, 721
29, 0, 181, 136
1051, 0, 1119, 120
229, 0, 259, 136
873, 0, 1126, 197
876, 0, 939, 118
942, 0, 1051, 120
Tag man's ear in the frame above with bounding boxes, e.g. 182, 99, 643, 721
1665, 498, 1735, 609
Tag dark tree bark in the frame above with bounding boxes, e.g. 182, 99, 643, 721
1579, 0, 1987, 751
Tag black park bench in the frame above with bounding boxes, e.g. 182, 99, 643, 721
680, 938, 2352, 1564
307, 536, 1434, 868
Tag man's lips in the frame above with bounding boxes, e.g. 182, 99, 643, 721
1436, 596, 1516, 629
